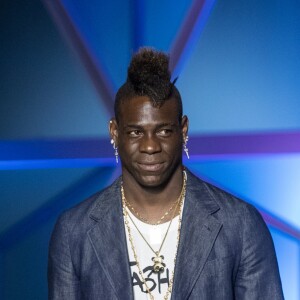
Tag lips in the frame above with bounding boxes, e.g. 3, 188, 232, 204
137, 162, 164, 172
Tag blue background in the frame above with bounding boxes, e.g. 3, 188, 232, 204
0, 0, 299, 299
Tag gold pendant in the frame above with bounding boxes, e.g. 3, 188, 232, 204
152, 254, 166, 273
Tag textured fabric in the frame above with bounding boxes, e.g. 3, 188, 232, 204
48, 169, 284, 300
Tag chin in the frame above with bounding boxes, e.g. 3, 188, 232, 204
137, 173, 169, 188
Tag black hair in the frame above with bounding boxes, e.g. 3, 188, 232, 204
114, 47, 182, 122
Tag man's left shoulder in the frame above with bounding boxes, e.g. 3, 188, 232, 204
187, 169, 263, 220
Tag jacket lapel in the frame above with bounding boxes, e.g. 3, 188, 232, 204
87, 178, 133, 300
171, 171, 222, 300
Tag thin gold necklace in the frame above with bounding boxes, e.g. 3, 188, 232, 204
125, 198, 177, 225
121, 171, 186, 271
122, 171, 187, 300
124, 194, 179, 271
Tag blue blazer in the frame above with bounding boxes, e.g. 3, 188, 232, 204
48, 170, 284, 299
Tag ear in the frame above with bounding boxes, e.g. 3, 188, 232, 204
181, 115, 189, 142
109, 118, 119, 145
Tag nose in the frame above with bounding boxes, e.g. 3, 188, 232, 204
139, 134, 162, 154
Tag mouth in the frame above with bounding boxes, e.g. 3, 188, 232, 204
137, 162, 164, 172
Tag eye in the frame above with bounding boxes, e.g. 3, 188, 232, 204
157, 128, 172, 137
128, 130, 143, 137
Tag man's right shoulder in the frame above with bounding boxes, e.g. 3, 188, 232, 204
54, 176, 121, 232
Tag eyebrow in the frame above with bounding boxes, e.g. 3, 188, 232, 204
123, 125, 144, 130
124, 123, 177, 129
156, 123, 177, 128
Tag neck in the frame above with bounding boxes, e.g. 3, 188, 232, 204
121, 167, 185, 223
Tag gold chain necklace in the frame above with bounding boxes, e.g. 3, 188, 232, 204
121, 171, 186, 271
125, 198, 178, 225
124, 195, 179, 270
122, 171, 187, 300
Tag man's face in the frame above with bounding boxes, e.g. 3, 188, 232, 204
110, 96, 188, 188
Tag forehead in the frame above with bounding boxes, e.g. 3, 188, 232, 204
118, 96, 180, 126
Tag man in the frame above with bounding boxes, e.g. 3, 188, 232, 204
48, 48, 284, 299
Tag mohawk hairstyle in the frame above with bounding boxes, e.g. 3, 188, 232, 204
114, 47, 182, 122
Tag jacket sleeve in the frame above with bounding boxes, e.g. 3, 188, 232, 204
234, 204, 284, 299
48, 213, 80, 300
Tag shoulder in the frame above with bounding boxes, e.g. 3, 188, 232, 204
53, 176, 122, 234
185, 169, 274, 260
186, 169, 266, 228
